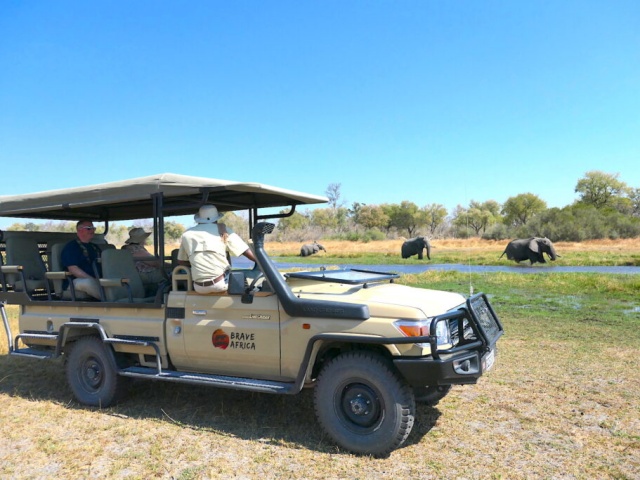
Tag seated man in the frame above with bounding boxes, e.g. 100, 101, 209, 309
178, 204, 256, 294
60, 220, 103, 299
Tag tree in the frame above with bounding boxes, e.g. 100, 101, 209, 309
220, 212, 248, 237
453, 207, 487, 236
453, 200, 500, 235
450, 205, 473, 238
325, 183, 345, 211
389, 201, 420, 236
502, 193, 547, 227
7, 221, 75, 232
630, 188, 640, 217
379, 204, 396, 233
164, 221, 185, 243
574, 171, 630, 209
277, 210, 309, 234
333, 207, 350, 233
104, 224, 129, 245
311, 208, 339, 232
421, 204, 448, 235
353, 204, 390, 231
473, 200, 501, 218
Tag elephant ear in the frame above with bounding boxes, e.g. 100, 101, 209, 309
528, 238, 540, 253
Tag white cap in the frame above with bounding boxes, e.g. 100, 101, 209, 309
194, 204, 222, 224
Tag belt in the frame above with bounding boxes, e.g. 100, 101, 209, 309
194, 273, 226, 287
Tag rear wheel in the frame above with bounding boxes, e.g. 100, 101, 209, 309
66, 336, 128, 407
314, 351, 415, 456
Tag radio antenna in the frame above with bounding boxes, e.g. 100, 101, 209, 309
463, 184, 474, 298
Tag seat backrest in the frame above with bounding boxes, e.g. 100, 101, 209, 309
100, 248, 147, 302
49, 242, 67, 297
171, 248, 180, 269
4, 237, 47, 292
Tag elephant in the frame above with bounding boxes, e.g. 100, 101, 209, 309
401, 236, 432, 260
300, 241, 326, 257
499, 237, 559, 264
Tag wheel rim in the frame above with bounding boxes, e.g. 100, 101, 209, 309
338, 382, 383, 431
79, 356, 104, 392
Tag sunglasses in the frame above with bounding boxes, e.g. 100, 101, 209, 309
78, 226, 96, 231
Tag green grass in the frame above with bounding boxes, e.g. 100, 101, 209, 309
1, 271, 639, 478
274, 250, 640, 266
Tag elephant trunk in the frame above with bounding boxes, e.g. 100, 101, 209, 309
549, 244, 559, 261
426, 242, 432, 260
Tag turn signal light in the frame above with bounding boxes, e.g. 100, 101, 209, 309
395, 323, 429, 337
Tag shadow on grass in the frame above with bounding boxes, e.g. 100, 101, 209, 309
0, 354, 441, 455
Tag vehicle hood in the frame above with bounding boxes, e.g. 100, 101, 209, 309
288, 281, 466, 319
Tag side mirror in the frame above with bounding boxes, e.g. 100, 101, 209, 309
227, 271, 246, 296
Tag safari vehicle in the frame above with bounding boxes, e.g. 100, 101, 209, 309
0, 173, 503, 456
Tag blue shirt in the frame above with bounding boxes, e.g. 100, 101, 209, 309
61, 240, 102, 287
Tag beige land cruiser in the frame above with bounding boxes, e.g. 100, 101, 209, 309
0, 173, 503, 456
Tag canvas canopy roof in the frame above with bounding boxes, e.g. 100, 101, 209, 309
0, 173, 328, 221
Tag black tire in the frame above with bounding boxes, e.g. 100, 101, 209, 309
65, 336, 128, 407
313, 351, 415, 456
413, 385, 452, 406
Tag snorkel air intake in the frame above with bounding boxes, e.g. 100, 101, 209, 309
252, 222, 369, 320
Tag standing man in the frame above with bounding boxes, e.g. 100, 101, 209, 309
178, 204, 256, 294
61, 220, 103, 299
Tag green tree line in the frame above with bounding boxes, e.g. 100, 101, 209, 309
7, 171, 640, 243
275, 171, 640, 242
5, 220, 187, 245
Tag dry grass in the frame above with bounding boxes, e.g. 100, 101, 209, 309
264, 237, 640, 256
1, 244, 640, 479
263, 238, 640, 267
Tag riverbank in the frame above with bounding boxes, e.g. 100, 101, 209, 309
262, 238, 640, 266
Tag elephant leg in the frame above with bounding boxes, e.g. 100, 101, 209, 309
417, 251, 423, 260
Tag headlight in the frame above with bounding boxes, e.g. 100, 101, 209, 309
393, 318, 452, 350
435, 319, 453, 349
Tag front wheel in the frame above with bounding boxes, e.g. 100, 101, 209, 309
313, 351, 415, 456
65, 336, 128, 407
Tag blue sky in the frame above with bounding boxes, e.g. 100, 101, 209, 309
1, 1, 639, 224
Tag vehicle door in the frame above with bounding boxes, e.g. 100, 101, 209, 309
180, 292, 281, 378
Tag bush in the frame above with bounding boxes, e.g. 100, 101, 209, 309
482, 223, 510, 240
329, 228, 386, 243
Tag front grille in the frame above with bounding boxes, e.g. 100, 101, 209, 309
468, 294, 503, 345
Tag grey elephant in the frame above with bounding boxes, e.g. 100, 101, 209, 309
401, 236, 432, 260
499, 237, 559, 264
300, 241, 326, 257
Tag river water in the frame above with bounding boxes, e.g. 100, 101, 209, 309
236, 258, 640, 275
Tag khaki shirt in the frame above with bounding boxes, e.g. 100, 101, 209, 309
177, 223, 249, 282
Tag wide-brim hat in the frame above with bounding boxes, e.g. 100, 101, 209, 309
194, 204, 223, 224
125, 227, 152, 244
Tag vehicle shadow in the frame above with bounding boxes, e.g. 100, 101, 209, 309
0, 355, 440, 456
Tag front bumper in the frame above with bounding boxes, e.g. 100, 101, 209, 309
394, 293, 503, 386
394, 345, 497, 386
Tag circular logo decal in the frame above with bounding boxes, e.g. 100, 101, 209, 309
212, 329, 230, 349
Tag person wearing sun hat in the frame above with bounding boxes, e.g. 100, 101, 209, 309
125, 227, 152, 246
177, 204, 257, 294
121, 227, 165, 290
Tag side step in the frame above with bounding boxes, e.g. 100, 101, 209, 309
119, 366, 296, 395
10, 348, 57, 360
